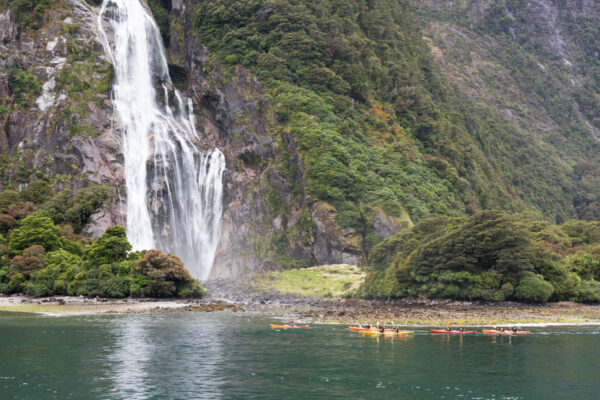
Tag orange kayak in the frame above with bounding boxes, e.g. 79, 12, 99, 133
348, 326, 397, 332
430, 329, 476, 334
270, 324, 309, 329
482, 330, 530, 335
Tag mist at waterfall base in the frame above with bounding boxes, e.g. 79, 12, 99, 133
98, 0, 225, 280
2, 313, 600, 399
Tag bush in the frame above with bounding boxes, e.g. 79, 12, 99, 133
20, 180, 53, 204
0, 190, 20, 212
83, 226, 131, 266
514, 275, 554, 303
9, 215, 60, 254
576, 280, 600, 303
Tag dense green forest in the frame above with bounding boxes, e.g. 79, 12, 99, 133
0, 182, 205, 298
362, 211, 600, 303
184, 0, 600, 259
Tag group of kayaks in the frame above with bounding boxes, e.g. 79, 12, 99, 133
270, 323, 530, 335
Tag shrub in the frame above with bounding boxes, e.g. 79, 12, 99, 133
0, 213, 17, 234
83, 226, 131, 266
514, 275, 554, 303
9, 215, 60, 254
20, 180, 53, 204
576, 280, 600, 303
0, 190, 20, 212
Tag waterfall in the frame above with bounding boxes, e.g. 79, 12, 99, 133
97, 0, 225, 280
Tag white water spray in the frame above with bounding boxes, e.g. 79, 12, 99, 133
98, 0, 225, 280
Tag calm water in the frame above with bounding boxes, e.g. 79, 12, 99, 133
1, 312, 599, 399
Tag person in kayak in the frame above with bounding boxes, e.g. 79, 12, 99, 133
289, 320, 295, 327
511, 326, 518, 333
500, 327, 506, 332
459, 327, 465, 332
379, 324, 385, 333
446, 326, 452, 332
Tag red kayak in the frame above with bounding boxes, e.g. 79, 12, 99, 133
430, 329, 476, 334
482, 330, 530, 335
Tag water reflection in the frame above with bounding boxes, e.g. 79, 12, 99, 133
108, 316, 152, 399
108, 314, 224, 399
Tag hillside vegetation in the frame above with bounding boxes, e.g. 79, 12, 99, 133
362, 211, 600, 303
0, 182, 205, 298
187, 0, 600, 258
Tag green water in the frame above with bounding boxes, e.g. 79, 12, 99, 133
1, 312, 599, 399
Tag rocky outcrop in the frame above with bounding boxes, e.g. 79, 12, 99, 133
0, 0, 123, 193
311, 202, 363, 265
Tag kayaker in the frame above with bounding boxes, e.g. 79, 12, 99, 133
380, 324, 385, 333
446, 326, 451, 332
394, 327, 400, 333
289, 320, 295, 327
459, 327, 464, 332
500, 327, 505, 332
511, 326, 518, 333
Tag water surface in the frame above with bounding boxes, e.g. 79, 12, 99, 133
1, 312, 599, 399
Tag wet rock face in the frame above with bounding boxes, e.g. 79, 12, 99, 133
311, 203, 363, 265
0, 0, 123, 196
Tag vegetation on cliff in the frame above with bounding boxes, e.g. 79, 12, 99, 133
187, 0, 600, 266
0, 183, 205, 298
362, 210, 600, 303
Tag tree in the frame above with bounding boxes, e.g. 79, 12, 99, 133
83, 226, 131, 266
20, 180, 53, 204
9, 215, 60, 254
136, 249, 205, 297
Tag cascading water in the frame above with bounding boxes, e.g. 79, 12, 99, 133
97, 0, 225, 280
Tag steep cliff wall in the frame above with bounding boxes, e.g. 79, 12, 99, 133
0, 0, 122, 235
2, 0, 600, 280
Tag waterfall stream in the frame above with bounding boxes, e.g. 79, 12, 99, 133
97, 0, 225, 280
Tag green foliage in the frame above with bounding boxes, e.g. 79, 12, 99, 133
135, 249, 204, 298
20, 180, 53, 204
8, 67, 42, 108
1, 0, 52, 29
83, 226, 131, 266
0, 190, 203, 298
363, 211, 600, 303
147, 0, 170, 43
9, 215, 60, 254
39, 186, 111, 232
514, 275, 554, 303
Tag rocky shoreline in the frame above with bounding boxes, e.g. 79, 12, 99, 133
2, 280, 600, 326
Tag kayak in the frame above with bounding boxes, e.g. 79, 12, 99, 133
348, 326, 397, 332
270, 324, 310, 329
362, 330, 414, 336
482, 330, 530, 335
430, 329, 476, 334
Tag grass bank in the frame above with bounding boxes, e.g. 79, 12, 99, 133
250, 264, 366, 298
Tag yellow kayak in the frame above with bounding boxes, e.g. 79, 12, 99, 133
362, 330, 413, 335
270, 324, 310, 329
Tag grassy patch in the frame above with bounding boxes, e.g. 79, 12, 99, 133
252, 264, 366, 298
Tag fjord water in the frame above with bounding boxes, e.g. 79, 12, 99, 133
1, 313, 599, 399
97, 0, 225, 280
